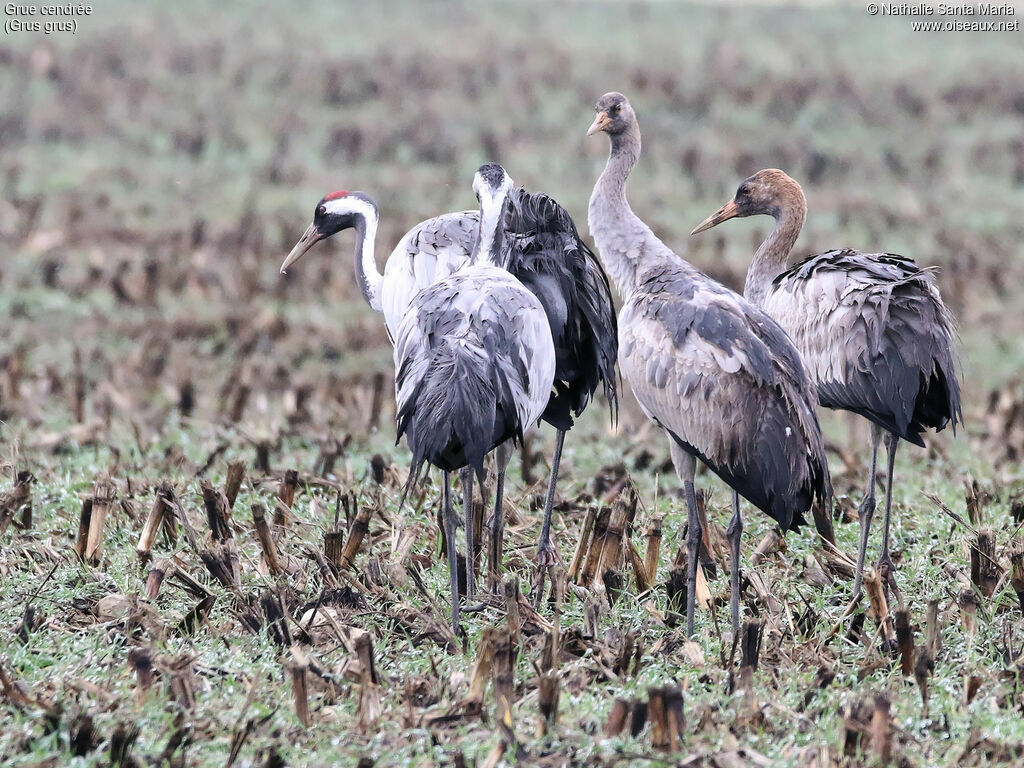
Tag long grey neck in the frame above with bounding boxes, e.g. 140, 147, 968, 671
473, 197, 506, 267
743, 198, 806, 306
353, 214, 383, 310
589, 125, 679, 301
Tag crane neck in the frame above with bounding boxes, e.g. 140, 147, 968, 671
473, 195, 507, 268
743, 196, 806, 307
589, 123, 683, 301
353, 212, 383, 310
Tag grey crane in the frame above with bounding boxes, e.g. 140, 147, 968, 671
587, 93, 831, 636
394, 163, 555, 631
690, 168, 961, 596
281, 174, 617, 590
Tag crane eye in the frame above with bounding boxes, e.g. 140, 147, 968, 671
317, 205, 326, 216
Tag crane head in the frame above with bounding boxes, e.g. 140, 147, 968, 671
588, 92, 633, 137
472, 162, 513, 208
690, 169, 804, 235
280, 191, 378, 273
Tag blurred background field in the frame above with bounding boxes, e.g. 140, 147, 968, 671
2, 1, 1024, 766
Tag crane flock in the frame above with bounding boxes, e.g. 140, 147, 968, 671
282, 93, 962, 638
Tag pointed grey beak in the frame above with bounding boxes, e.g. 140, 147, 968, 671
587, 111, 611, 137
690, 200, 741, 236
280, 222, 323, 273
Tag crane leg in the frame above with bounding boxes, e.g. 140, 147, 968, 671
727, 490, 743, 635
536, 430, 566, 568
488, 441, 514, 591
670, 439, 700, 637
442, 471, 461, 634
461, 466, 476, 599
852, 424, 882, 598
877, 431, 901, 597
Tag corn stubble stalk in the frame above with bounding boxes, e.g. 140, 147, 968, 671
915, 599, 939, 714
1010, 545, 1024, 613
223, 460, 245, 510
276, 469, 299, 527
137, 484, 176, 564
969, 528, 1000, 598
251, 503, 283, 576
76, 476, 115, 566
0, 471, 34, 536
863, 569, 897, 650
568, 506, 597, 583
355, 631, 381, 733
341, 503, 373, 569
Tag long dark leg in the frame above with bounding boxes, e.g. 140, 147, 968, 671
536, 430, 566, 568
461, 467, 475, 598
852, 424, 882, 598
670, 440, 700, 638
878, 431, 900, 592
727, 490, 743, 634
442, 472, 461, 633
488, 441, 513, 590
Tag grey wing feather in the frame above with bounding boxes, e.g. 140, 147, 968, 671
766, 249, 961, 445
621, 265, 829, 530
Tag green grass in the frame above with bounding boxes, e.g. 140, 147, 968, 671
2, 0, 1024, 765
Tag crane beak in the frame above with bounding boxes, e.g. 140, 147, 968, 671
587, 111, 611, 136
690, 200, 740, 236
280, 222, 323, 273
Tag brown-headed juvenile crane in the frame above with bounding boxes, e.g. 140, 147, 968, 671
394, 164, 555, 631
690, 168, 961, 596
587, 93, 831, 636
282, 172, 616, 591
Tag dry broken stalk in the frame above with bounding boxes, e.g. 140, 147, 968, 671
969, 528, 1000, 598
290, 663, 311, 727
0, 471, 34, 537
568, 506, 597, 583
224, 460, 246, 510
580, 505, 611, 586
1010, 544, 1024, 613
537, 673, 559, 731
355, 631, 381, 733
276, 469, 299, 527
870, 694, 892, 765
466, 627, 499, 714
251, 503, 284, 576
863, 569, 897, 649
895, 609, 914, 677
200, 480, 233, 542
340, 503, 373, 568
604, 698, 629, 737
644, 516, 662, 587
145, 557, 174, 599
493, 631, 515, 724
83, 476, 115, 566
137, 484, 174, 564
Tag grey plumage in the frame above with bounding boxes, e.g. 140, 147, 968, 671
392, 167, 555, 631
690, 167, 962, 598
621, 269, 827, 532
394, 270, 554, 484
587, 93, 830, 636
766, 250, 961, 445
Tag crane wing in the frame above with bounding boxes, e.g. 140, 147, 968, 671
621, 265, 828, 530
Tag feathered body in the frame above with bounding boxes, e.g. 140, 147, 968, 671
691, 166, 962, 596
503, 187, 618, 430
587, 92, 830, 634
763, 250, 961, 446
620, 265, 828, 531
394, 266, 555, 482
379, 212, 477, 340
